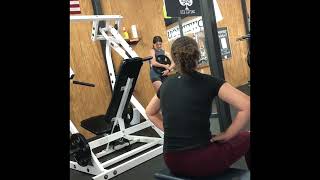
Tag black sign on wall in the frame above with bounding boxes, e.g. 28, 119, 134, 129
217, 27, 232, 59
164, 0, 201, 17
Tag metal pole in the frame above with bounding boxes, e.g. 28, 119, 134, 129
91, 0, 114, 90
92, 0, 106, 60
240, 0, 250, 69
199, 0, 232, 131
240, 0, 250, 35
178, 17, 184, 37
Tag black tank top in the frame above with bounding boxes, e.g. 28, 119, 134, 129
150, 48, 165, 68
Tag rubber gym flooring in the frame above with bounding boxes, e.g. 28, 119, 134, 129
70, 83, 250, 180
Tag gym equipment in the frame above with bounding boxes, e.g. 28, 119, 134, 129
70, 67, 75, 79
154, 167, 250, 180
69, 69, 96, 167
153, 54, 172, 74
70, 133, 92, 167
70, 15, 164, 180
236, 34, 250, 68
73, 80, 95, 87
70, 56, 163, 180
237, 33, 250, 86
80, 57, 149, 135
124, 103, 133, 124
70, 67, 95, 87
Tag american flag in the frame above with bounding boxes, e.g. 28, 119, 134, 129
70, 0, 81, 15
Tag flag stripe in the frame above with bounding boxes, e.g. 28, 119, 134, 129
70, 11, 81, 14
70, 0, 81, 15
70, 7, 81, 11
70, 4, 80, 8
70, 1, 80, 5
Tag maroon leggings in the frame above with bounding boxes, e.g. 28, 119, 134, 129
164, 131, 250, 177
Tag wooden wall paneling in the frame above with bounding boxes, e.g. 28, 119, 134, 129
101, 0, 170, 107
70, 0, 113, 138
216, 0, 250, 86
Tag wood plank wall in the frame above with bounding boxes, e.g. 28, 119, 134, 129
246, 0, 250, 15
217, 0, 250, 86
70, 0, 169, 138
100, 0, 169, 108
70, 0, 112, 138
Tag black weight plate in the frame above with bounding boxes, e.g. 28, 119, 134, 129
70, 133, 91, 167
153, 54, 171, 74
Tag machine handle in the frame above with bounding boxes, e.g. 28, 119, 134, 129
73, 80, 95, 87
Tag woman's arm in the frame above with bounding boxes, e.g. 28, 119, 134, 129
150, 49, 170, 69
146, 95, 164, 131
165, 51, 175, 71
212, 83, 250, 142
161, 51, 175, 76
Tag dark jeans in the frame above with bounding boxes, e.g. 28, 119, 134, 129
164, 131, 250, 177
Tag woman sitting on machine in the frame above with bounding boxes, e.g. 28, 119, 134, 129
149, 36, 175, 92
